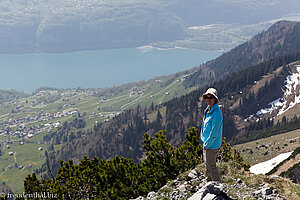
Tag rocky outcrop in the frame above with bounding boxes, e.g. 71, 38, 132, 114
132, 169, 207, 200
253, 186, 284, 200
132, 169, 287, 200
188, 181, 232, 200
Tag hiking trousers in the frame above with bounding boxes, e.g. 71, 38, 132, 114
203, 148, 221, 182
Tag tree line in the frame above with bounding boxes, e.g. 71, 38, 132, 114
233, 115, 300, 144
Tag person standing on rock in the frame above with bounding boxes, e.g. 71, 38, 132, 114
200, 88, 223, 182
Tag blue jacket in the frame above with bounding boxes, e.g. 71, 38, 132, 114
200, 103, 223, 149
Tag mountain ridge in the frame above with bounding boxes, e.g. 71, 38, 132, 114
1, 0, 300, 53
183, 20, 300, 87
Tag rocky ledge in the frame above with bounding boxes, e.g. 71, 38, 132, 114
132, 169, 286, 200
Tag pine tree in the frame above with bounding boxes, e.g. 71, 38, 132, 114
156, 109, 162, 121
142, 131, 177, 184
175, 127, 203, 172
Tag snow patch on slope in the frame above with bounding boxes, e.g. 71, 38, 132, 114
250, 151, 293, 175
256, 98, 283, 115
246, 65, 300, 120
277, 65, 300, 115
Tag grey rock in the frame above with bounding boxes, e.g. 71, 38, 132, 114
130, 196, 146, 200
203, 193, 217, 200
236, 178, 243, 184
253, 187, 284, 200
147, 191, 156, 199
265, 187, 273, 195
187, 185, 198, 193
177, 181, 188, 192
206, 181, 223, 194
188, 181, 224, 200
271, 175, 279, 179
172, 179, 181, 187
160, 185, 168, 191
188, 169, 198, 179
188, 189, 208, 200
169, 190, 187, 200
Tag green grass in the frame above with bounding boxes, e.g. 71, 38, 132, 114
234, 129, 300, 165
0, 141, 48, 193
85, 116, 105, 129
0, 104, 13, 117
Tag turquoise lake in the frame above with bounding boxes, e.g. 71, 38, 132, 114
0, 47, 222, 93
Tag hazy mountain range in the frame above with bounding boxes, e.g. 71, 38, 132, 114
1, 0, 300, 53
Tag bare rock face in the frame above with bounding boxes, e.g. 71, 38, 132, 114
188, 181, 233, 200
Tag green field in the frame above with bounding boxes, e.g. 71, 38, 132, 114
0, 138, 48, 193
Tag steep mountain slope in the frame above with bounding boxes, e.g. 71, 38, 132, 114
183, 20, 300, 87
228, 60, 300, 143
45, 21, 300, 176
246, 62, 300, 119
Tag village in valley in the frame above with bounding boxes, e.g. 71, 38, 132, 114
3, 74, 191, 143
0, 73, 191, 192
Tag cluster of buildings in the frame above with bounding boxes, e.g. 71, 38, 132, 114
130, 86, 147, 97
0, 108, 79, 140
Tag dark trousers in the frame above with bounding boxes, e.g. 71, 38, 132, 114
203, 148, 221, 182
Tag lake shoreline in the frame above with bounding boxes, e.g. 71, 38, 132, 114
0, 48, 221, 93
